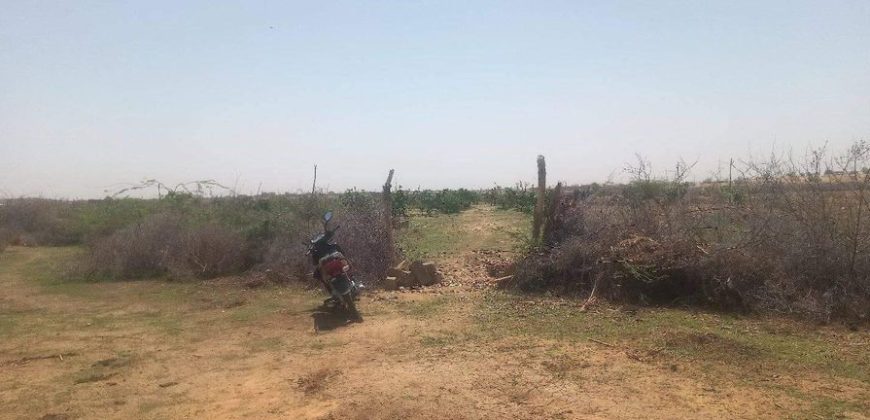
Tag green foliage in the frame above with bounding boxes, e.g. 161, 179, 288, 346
392, 186, 410, 217
73, 198, 162, 241
397, 205, 531, 261
717, 184, 747, 204
622, 180, 690, 206
483, 183, 536, 214
2, 189, 397, 282
402, 188, 480, 215
340, 188, 377, 211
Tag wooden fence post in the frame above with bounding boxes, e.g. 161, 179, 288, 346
532, 155, 546, 242
383, 169, 395, 264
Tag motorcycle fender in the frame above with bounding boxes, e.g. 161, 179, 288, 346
330, 275, 353, 296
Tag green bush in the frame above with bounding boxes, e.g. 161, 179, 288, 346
2, 190, 392, 282
392, 186, 410, 217
413, 188, 479, 215
483, 184, 536, 214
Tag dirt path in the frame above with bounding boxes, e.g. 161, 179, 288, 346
1, 209, 868, 419
398, 205, 528, 287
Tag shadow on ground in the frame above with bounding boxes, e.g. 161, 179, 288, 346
311, 304, 359, 332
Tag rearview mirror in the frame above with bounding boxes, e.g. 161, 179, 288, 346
323, 211, 333, 223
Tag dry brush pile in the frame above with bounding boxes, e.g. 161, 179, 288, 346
508, 143, 870, 322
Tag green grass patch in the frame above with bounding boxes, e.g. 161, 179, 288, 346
399, 213, 467, 260
803, 394, 870, 419
19, 246, 95, 292
394, 295, 460, 319
398, 205, 530, 261
476, 291, 870, 382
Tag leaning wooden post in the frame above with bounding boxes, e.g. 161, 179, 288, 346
532, 155, 547, 243
382, 169, 396, 264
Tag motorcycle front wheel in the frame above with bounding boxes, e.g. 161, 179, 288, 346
342, 294, 363, 322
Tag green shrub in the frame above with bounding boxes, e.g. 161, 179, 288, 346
3, 189, 391, 283
392, 186, 410, 217
413, 188, 479, 215
484, 184, 536, 214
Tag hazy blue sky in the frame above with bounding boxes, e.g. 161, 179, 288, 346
2, 1, 868, 198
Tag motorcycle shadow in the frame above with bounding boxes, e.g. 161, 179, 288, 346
311, 304, 357, 332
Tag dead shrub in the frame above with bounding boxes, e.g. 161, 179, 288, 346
174, 224, 245, 279
257, 236, 310, 282
87, 213, 182, 279
510, 143, 870, 322
252, 196, 393, 286
0, 198, 79, 245
337, 203, 393, 285
87, 215, 245, 280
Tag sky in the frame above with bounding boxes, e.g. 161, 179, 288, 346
1, 0, 868, 198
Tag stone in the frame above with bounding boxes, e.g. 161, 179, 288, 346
410, 261, 441, 286
383, 276, 399, 290
387, 268, 414, 287
397, 270, 414, 287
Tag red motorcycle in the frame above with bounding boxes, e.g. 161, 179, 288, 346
305, 211, 362, 322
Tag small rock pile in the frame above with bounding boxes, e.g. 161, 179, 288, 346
383, 260, 442, 290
